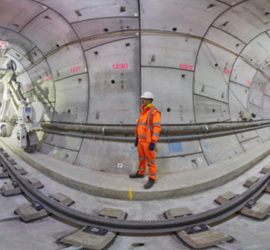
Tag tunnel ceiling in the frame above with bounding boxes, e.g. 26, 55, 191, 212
1, 0, 270, 170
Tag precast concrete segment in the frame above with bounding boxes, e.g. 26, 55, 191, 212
260, 165, 270, 174
2, 137, 270, 200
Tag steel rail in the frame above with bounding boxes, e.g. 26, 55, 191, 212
43, 123, 270, 142
1, 150, 269, 234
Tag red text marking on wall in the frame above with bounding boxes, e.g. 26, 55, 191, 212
179, 64, 194, 71
112, 63, 128, 70
261, 89, 265, 93
70, 66, 80, 73
223, 68, 231, 75
247, 80, 252, 85
44, 75, 52, 82
0, 40, 8, 49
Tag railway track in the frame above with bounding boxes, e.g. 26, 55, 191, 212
0, 146, 270, 249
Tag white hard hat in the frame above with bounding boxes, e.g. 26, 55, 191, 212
140, 91, 154, 100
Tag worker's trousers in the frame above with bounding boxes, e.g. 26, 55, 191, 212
137, 141, 157, 180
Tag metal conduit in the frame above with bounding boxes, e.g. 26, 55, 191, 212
1, 150, 270, 234
43, 124, 270, 142
42, 120, 270, 137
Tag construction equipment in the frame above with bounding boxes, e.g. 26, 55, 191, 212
0, 56, 44, 153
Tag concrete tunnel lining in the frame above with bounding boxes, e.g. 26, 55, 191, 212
1, 0, 270, 177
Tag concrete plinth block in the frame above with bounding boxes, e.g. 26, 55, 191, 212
1, 181, 21, 196
27, 177, 44, 189
243, 176, 259, 188
3, 152, 9, 157
8, 158, 17, 165
260, 165, 270, 174
60, 208, 127, 249
60, 226, 116, 250
177, 225, 233, 249
0, 168, 9, 178
49, 192, 74, 207
14, 166, 27, 175
265, 185, 270, 193
98, 207, 127, 220
15, 203, 48, 222
164, 207, 193, 219
240, 200, 269, 220
214, 191, 238, 205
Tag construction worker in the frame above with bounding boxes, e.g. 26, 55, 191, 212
129, 91, 161, 189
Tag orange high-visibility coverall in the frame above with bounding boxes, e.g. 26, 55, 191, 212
135, 104, 161, 180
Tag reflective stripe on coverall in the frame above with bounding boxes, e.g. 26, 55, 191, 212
135, 103, 161, 180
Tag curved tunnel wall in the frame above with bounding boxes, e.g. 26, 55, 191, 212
1, 0, 270, 175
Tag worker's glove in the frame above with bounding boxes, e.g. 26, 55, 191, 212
149, 142, 155, 151
134, 138, 138, 147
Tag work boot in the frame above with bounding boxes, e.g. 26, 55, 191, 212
144, 178, 155, 189
129, 171, 144, 178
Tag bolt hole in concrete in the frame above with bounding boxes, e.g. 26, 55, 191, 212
207, 4, 215, 9
215, 63, 218, 67
167, 107, 171, 112
94, 51, 98, 55
68, 109, 71, 113
222, 21, 229, 27
103, 28, 109, 32
181, 74, 185, 78
120, 6, 126, 12
75, 10, 82, 16
212, 109, 215, 113
111, 79, 115, 84
56, 44, 60, 48
132, 243, 145, 247
126, 43, 130, 48
172, 27, 177, 31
